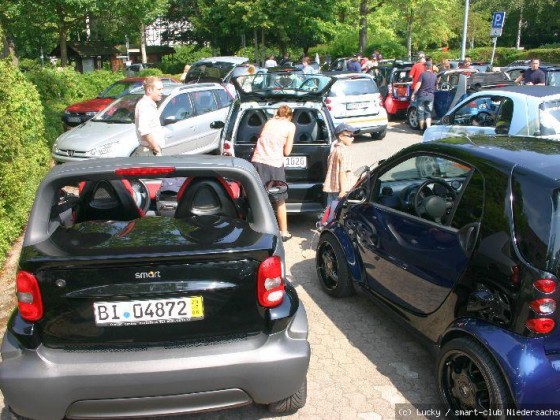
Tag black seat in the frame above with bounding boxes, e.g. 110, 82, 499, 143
174, 177, 238, 219
293, 110, 318, 143
74, 180, 144, 223
239, 110, 267, 143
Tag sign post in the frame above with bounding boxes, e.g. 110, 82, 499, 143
490, 11, 506, 68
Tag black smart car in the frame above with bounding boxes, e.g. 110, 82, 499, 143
316, 136, 560, 414
0, 155, 309, 419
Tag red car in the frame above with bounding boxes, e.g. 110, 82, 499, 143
62, 77, 180, 129
374, 60, 414, 119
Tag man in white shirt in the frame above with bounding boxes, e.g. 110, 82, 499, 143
265, 55, 278, 68
133, 76, 164, 156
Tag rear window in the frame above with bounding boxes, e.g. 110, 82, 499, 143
512, 172, 559, 271
329, 78, 378, 97
539, 100, 560, 136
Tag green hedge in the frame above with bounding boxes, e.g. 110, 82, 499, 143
0, 59, 51, 267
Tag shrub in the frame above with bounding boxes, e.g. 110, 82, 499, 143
0, 59, 50, 267
160, 45, 213, 74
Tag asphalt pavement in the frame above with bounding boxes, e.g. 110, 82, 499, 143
0, 121, 441, 420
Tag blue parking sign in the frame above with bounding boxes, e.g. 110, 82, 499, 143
491, 11, 506, 37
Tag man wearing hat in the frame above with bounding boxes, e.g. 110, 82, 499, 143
323, 123, 359, 205
411, 57, 437, 132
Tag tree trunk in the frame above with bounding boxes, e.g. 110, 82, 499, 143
261, 29, 265, 67
253, 28, 258, 65
0, 21, 18, 65
406, 8, 413, 60
140, 23, 148, 64
516, 6, 524, 49
358, 0, 368, 54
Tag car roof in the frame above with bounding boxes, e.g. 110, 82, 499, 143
129, 82, 223, 96
473, 85, 560, 98
417, 136, 560, 180
121, 77, 180, 83
325, 72, 374, 80
193, 56, 249, 65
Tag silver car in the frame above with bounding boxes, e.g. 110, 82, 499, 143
52, 83, 233, 163
423, 85, 560, 142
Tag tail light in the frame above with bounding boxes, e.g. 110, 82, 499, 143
257, 256, 284, 308
529, 298, 556, 315
16, 271, 43, 322
222, 141, 233, 156
534, 279, 556, 294
526, 318, 555, 334
526, 278, 558, 334
467, 101, 477, 108
115, 167, 176, 176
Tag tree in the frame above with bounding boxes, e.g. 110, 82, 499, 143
358, 0, 385, 54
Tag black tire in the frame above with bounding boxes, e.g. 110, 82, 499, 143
316, 234, 355, 297
371, 130, 386, 140
268, 378, 307, 413
437, 337, 511, 419
407, 107, 420, 130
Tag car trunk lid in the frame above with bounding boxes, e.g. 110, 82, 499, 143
21, 216, 276, 349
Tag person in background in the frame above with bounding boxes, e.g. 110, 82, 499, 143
515, 58, 546, 85
241, 64, 256, 91
133, 76, 164, 156
302, 56, 314, 74
411, 58, 437, 133
461, 56, 474, 69
251, 105, 296, 242
323, 124, 358, 206
180, 64, 190, 83
279, 53, 290, 66
409, 51, 426, 86
265, 55, 278, 68
373, 49, 383, 61
347, 54, 362, 72
440, 59, 451, 70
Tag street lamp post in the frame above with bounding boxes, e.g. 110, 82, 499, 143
460, 0, 470, 60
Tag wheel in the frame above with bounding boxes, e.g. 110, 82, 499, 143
316, 234, 355, 297
438, 337, 511, 418
370, 129, 386, 140
407, 107, 420, 130
268, 378, 307, 413
129, 179, 151, 214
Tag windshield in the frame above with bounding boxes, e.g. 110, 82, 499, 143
547, 70, 560, 87
99, 81, 142, 99
539, 100, 560, 136
92, 93, 167, 124
186, 62, 235, 81
234, 72, 333, 97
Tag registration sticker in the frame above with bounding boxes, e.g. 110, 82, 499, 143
285, 156, 307, 168
94, 296, 204, 326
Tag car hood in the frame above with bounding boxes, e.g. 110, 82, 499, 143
55, 121, 135, 151
232, 72, 336, 101
65, 97, 114, 113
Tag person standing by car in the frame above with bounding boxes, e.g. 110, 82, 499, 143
409, 52, 426, 87
411, 58, 437, 132
265, 55, 278, 68
302, 56, 315, 74
133, 76, 164, 156
251, 105, 296, 241
323, 124, 358, 206
515, 58, 546, 85
347, 54, 362, 72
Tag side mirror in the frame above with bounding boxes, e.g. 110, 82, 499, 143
441, 115, 451, 124
162, 116, 178, 126
346, 187, 367, 204
265, 180, 288, 195
210, 121, 225, 129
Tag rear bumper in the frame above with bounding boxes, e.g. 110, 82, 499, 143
287, 181, 325, 213
331, 114, 388, 133
0, 305, 310, 420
